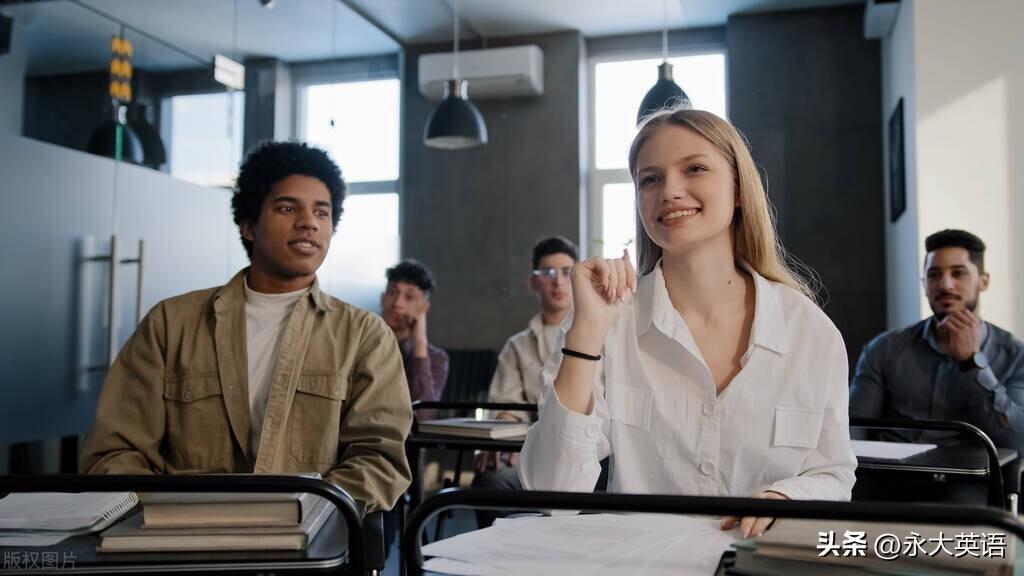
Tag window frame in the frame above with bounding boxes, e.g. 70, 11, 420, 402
586, 46, 728, 259
290, 60, 403, 309
292, 59, 401, 197
160, 88, 246, 187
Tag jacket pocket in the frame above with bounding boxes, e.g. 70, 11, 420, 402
289, 372, 347, 466
772, 406, 824, 449
163, 372, 232, 469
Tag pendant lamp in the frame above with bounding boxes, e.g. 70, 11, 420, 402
128, 103, 167, 168
636, 0, 691, 125
423, 0, 487, 150
87, 102, 144, 164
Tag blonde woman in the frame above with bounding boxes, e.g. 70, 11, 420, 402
519, 108, 856, 538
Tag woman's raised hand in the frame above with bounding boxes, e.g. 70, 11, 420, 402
566, 249, 638, 350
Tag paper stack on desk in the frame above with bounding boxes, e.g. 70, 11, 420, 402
421, 513, 739, 575
851, 440, 937, 460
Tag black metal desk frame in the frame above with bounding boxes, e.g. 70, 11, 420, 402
0, 474, 366, 575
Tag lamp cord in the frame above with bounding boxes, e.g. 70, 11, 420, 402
453, 0, 460, 82
662, 0, 668, 61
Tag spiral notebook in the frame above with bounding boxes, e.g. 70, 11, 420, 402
0, 492, 138, 533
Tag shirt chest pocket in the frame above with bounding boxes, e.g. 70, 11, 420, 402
773, 406, 824, 448
163, 372, 232, 470
765, 406, 824, 483
607, 385, 653, 429
289, 372, 348, 466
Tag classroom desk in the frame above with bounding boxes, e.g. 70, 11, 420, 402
406, 435, 525, 510
0, 474, 367, 575
0, 507, 349, 575
850, 417, 1019, 510
406, 401, 536, 510
403, 488, 1024, 576
857, 445, 1018, 477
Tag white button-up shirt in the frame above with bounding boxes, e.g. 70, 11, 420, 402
519, 263, 857, 502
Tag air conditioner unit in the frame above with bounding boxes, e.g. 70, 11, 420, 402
418, 45, 543, 101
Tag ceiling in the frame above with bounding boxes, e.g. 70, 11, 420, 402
349, 0, 864, 43
0, 0, 864, 75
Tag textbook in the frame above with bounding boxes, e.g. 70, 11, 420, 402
0, 492, 137, 534
417, 417, 531, 440
139, 488, 325, 529
99, 497, 334, 553
730, 518, 1014, 576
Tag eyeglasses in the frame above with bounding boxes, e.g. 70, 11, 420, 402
532, 266, 572, 282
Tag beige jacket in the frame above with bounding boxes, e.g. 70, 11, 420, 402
487, 314, 552, 421
80, 270, 413, 512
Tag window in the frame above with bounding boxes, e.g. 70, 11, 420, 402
164, 91, 245, 188
299, 78, 401, 310
589, 52, 727, 259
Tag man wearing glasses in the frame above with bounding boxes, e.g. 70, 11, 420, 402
472, 236, 578, 526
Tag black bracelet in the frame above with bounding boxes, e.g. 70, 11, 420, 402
562, 347, 601, 361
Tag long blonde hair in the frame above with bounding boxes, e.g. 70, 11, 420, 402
627, 107, 817, 300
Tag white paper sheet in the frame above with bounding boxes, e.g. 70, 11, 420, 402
851, 440, 937, 460
421, 513, 739, 576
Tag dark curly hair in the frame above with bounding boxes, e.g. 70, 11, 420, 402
386, 259, 436, 297
232, 141, 346, 259
925, 229, 986, 274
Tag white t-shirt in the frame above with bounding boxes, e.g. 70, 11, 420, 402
244, 277, 307, 459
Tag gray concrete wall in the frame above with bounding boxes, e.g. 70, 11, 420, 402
401, 31, 585, 351
727, 5, 886, 370
0, 11, 25, 135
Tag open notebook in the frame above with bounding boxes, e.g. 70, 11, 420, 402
0, 492, 137, 533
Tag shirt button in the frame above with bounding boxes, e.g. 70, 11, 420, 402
702, 401, 716, 417
699, 461, 716, 476
584, 426, 595, 439
184, 391, 192, 401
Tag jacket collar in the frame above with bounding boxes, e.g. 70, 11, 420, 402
214, 268, 334, 313
635, 259, 789, 355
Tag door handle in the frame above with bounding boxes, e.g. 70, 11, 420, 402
82, 236, 145, 373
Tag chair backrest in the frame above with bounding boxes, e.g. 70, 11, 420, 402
440, 349, 498, 404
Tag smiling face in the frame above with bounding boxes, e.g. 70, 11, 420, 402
241, 174, 333, 290
634, 125, 738, 257
924, 247, 989, 319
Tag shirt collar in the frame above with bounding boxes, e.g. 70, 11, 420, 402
635, 259, 789, 355
528, 313, 546, 339
215, 268, 334, 313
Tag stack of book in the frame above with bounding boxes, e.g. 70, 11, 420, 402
99, 490, 333, 553
418, 417, 531, 440
730, 518, 1014, 575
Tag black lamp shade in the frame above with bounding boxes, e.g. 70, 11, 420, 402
424, 79, 488, 150
128, 104, 167, 168
87, 118, 145, 164
636, 62, 691, 125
